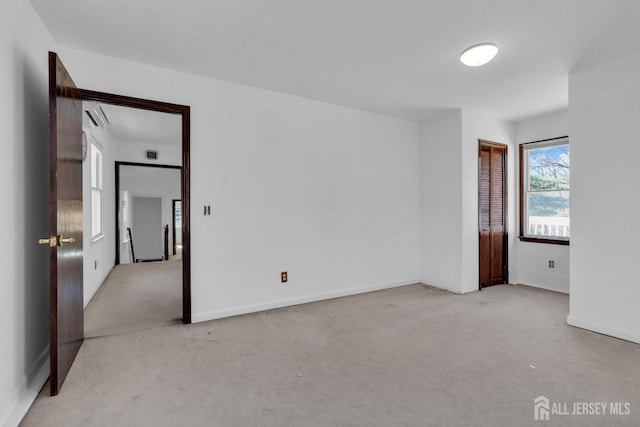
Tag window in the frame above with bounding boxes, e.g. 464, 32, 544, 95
90, 140, 103, 239
519, 136, 569, 244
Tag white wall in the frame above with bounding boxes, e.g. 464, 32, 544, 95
57, 47, 422, 323
568, 51, 640, 344
132, 197, 163, 260
82, 127, 116, 307
115, 139, 181, 166
420, 111, 463, 292
0, 1, 54, 426
514, 110, 570, 293
118, 166, 181, 198
420, 110, 515, 294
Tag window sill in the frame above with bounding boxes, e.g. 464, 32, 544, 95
91, 234, 106, 245
518, 236, 569, 246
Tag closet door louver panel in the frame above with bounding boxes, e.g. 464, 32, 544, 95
479, 142, 507, 287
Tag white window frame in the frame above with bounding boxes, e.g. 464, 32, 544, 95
90, 138, 104, 241
520, 136, 570, 243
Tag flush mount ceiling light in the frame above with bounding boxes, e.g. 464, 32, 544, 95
460, 43, 499, 67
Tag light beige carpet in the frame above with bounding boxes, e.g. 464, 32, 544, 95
21, 284, 640, 426
169, 245, 182, 262
84, 260, 182, 338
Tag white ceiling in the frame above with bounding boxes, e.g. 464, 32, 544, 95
32, 0, 640, 122
83, 101, 182, 146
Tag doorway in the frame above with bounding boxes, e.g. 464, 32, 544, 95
80, 89, 191, 323
115, 162, 182, 264
47, 51, 192, 395
478, 140, 508, 288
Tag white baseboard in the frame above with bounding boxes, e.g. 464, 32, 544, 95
418, 281, 464, 295
567, 315, 640, 344
516, 271, 569, 294
515, 282, 569, 294
0, 346, 49, 427
192, 279, 419, 323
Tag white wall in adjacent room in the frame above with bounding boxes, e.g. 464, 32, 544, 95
82, 126, 116, 307
514, 110, 570, 293
80, 133, 181, 296
57, 47, 422, 323
119, 166, 181, 263
131, 197, 163, 260
568, 51, 640, 344
115, 139, 181, 166
82, 108, 182, 300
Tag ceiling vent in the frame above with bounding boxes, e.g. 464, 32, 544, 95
84, 105, 110, 128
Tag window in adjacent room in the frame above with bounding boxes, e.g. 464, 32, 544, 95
90, 138, 104, 240
519, 136, 569, 244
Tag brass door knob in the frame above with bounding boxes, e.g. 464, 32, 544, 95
59, 236, 75, 246
38, 235, 75, 247
38, 237, 56, 247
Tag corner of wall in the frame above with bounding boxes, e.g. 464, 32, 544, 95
567, 315, 640, 345
0, 346, 49, 427
568, 49, 640, 342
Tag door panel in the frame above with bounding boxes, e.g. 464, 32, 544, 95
48, 51, 84, 395
479, 149, 491, 285
490, 145, 505, 283
491, 233, 504, 281
479, 141, 507, 288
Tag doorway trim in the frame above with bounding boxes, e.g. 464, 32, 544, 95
115, 161, 181, 263
478, 139, 508, 289
79, 89, 191, 323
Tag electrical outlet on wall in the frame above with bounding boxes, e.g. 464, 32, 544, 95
95, 260, 98, 270
548, 260, 555, 268
281, 272, 288, 283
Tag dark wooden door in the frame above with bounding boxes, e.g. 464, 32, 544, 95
479, 141, 507, 288
47, 52, 84, 395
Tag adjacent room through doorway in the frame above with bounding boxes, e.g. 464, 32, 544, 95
80, 97, 190, 339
